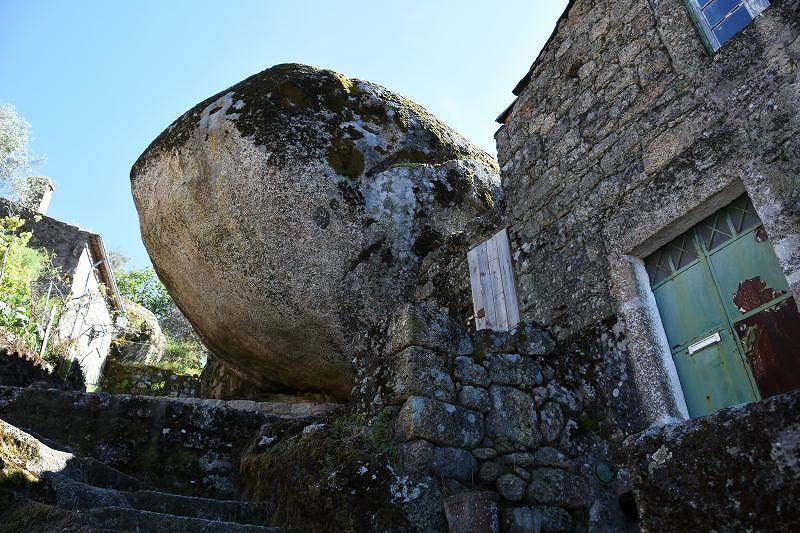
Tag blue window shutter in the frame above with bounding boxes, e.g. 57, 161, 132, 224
684, 0, 770, 52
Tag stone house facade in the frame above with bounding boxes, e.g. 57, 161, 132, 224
496, 0, 799, 427
0, 197, 124, 388
433, 0, 800, 529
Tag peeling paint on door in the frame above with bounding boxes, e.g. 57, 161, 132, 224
735, 297, 800, 398
733, 277, 786, 313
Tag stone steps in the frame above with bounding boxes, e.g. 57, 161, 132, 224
81, 507, 285, 532
0, 386, 340, 498
1, 417, 286, 532
48, 476, 272, 526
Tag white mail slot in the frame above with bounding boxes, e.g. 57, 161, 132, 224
688, 332, 722, 355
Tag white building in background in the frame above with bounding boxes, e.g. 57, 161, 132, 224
0, 186, 124, 389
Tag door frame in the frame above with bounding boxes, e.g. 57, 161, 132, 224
606, 179, 800, 427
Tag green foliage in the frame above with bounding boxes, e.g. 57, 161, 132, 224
160, 337, 205, 376
0, 104, 49, 204
115, 267, 172, 322
0, 216, 60, 352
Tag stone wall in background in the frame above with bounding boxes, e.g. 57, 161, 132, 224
99, 357, 201, 398
199, 354, 279, 401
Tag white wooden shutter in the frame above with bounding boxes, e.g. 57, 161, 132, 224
467, 228, 520, 331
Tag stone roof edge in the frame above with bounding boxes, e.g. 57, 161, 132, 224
87, 233, 124, 312
496, 0, 577, 124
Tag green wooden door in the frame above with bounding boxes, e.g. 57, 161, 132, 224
646, 194, 800, 418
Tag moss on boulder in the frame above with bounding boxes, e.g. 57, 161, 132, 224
130, 63, 500, 398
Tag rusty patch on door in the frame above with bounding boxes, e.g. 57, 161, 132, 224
733, 277, 786, 313
735, 297, 800, 398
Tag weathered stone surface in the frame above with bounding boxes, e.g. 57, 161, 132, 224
497, 452, 536, 467
477, 461, 505, 484
398, 439, 477, 482
540, 506, 572, 533
539, 402, 565, 444
486, 354, 543, 390
457, 385, 491, 412
625, 389, 800, 532
382, 303, 473, 358
472, 447, 497, 460
430, 446, 478, 482
500, 506, 542, 533
486, 385, 540, 452
526, 468, 591, 509
496, 473, 526, 502
395, 396, 483, 448
534, 447, 575, 471
454, 356, 489, 387
112, 299, 166, 365
131, 63, 498, 398
390, 346, 454, 403
397, 439, 435, 476
443, 492, 500, 533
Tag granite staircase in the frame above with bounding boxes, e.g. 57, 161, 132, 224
0, 416, 290, 532
0, 387, 341, 532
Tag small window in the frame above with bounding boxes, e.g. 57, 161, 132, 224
684, 0, 770, 51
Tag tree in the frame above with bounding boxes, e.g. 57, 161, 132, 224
107, 250, 130, 273
115, 267, 173, 322
0, 103, 49, 205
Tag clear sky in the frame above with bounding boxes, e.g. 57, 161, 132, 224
1, 0, 566, 268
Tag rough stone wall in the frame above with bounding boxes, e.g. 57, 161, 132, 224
99, 358, 201, 398
0, 386, 338, 499
495, 0, 800, 425
199, 354, 279, 401
624, 388, 800, 531
0, 198, 86, 292
0, 347, 64, 389
377, 305, 637, 532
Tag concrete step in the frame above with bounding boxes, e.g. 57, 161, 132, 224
82, 507, 287, 532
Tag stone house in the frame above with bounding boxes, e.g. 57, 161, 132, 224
474, 0, 800, 527
0, 193, 123, 389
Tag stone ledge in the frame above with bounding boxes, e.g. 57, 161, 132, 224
624, 389, 800, 531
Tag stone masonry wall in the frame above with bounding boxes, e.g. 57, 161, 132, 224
378, 305, 638, 532
496, 0, 800, 336
99, 359, 201, 398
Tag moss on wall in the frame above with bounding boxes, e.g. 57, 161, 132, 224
241, 408, 410, 532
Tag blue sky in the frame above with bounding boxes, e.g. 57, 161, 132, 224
1, 0, 566, 268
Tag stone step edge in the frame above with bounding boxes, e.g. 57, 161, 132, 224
82, 506, 290, 532
0, 385, 342, 418
48, 475, 272, 525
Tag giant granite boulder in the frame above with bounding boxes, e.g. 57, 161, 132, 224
131, 63, 499, 398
